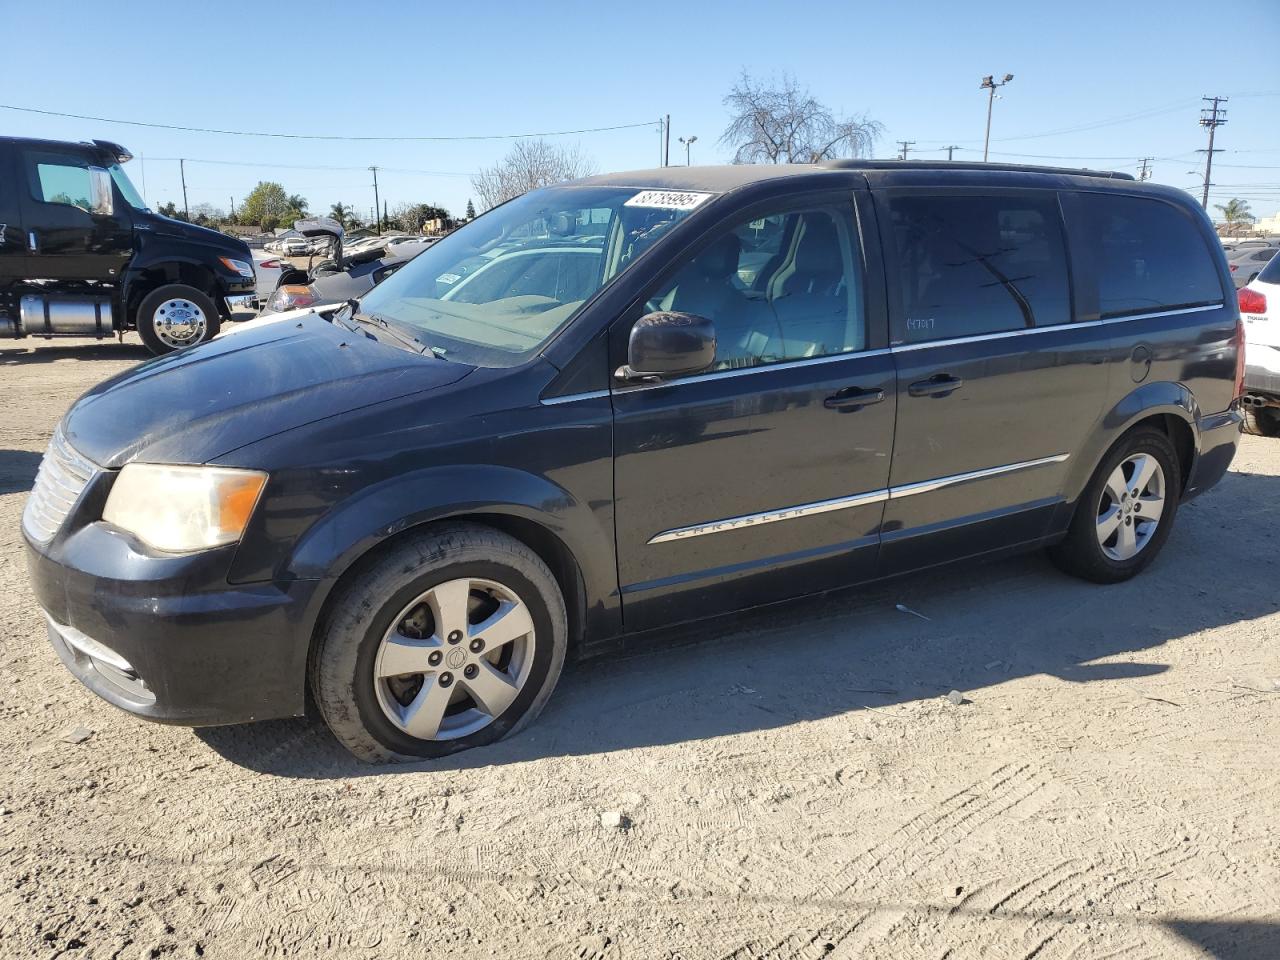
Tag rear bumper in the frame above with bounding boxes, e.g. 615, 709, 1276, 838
1244, 363, 1280, 400
26, 523, 325, 726
1185, 408, 1243, 501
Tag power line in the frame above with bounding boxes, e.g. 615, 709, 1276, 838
0, 103, 657, 142
149, 156, 475, 176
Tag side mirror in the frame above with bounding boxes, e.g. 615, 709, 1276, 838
87, 166, 114, 217
618, 311, 716, 382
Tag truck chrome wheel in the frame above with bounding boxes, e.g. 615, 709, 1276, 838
152, 298, 207, 349
1096, 453, 1166, 561
373, 577, 535, 741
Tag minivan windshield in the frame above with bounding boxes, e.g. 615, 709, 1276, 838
355, 185, 713, 366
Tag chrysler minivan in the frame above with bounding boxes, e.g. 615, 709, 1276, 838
24, 161, 1243, 762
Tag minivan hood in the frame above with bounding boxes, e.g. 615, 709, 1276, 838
63, 314, 471, 468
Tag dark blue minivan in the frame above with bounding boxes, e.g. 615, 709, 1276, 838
24, 161, 1243, 761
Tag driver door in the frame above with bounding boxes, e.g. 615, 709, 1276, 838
610, 190, 897, 631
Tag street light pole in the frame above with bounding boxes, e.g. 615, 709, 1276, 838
980, 73, 1014, 162
679, 135, 698, 166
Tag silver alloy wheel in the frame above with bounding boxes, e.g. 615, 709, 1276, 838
373, 577, 535, 741
1096, 452, 1166, 561
152, 298, 207, 349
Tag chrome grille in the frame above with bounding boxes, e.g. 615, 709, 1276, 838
22, 427, 98, 544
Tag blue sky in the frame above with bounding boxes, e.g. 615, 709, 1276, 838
3, 0, 1278, 222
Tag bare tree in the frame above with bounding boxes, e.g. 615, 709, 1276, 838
720, 71, 883, 164
471, 139, 595, 211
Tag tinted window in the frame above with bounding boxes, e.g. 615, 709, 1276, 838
645, 203, 865, 372
36, 162, 92, 211
1077, 194, 1222, 317
1258, 250, 1280, 284
888, 193, 1071, 344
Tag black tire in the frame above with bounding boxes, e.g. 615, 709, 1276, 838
1049, 427, 1181, 584
135, 284, 221, 355
309, 523, 568, 763
1242, 405, 1280, 438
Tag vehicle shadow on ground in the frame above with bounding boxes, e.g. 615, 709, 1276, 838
198, 468, 1280, 787
0, 449, 44, 494
1166, 918, 1280, 960
0, 342, 151, 364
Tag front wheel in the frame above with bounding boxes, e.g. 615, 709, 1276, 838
135, 284, 221, 355
310, 523, 568, 763
1049, 427, 1181, 584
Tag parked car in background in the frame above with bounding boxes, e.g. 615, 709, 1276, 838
1229, 246, 1278, 288
385, 236, 439, 255
0, 135, 254, 354
251, 253, 286, 306
24, 161, 1243, 763
278, 236, 312, 256
1240, 252, 1280, 436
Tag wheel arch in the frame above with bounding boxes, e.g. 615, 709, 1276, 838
123, 259, 226, 326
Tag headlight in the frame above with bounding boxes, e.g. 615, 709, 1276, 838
267, 284, 319, 313
103, 464, 267, 553
218, 256, 255, 279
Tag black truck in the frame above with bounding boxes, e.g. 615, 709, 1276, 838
0, 136, 256, 354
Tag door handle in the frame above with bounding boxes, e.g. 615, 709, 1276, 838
907, 374, 964, 398
823, 386, 886, 411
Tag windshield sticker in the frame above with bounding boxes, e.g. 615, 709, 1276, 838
436, 273, 462, 284
624, 190, 713, 211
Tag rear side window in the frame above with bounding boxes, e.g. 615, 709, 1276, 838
1076, 194, 1222, 317
1258, 249, 1280, 284
888, 193, 1072, 344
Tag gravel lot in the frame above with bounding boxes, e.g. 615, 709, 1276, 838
1, 337, 1277, 960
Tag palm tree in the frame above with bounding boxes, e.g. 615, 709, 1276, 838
1214, 198, 1254, 225
330, 202, 350, 225
287, 194, 309, 215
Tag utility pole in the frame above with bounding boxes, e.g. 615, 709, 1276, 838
1198, 96, 1228, 209
664, 113, 671, 167
369, 165, 381, 233
179, 158, 189, 219
980, 73, 1014, 162
679, 135, 698, 165
943, 145, 960, 161
897, 140, 916, 161
229, 196, 235, 221
1137, 158, 1153, 182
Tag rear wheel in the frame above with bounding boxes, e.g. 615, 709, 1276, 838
136, 284, 221, 355
1049, 427, 1181, 583
310, 523, 567, 763
1242, 405, 1280, 438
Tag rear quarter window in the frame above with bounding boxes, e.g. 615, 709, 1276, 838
1076, 194, 1223, 317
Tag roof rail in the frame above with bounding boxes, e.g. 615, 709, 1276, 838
818, 159, 1135, 181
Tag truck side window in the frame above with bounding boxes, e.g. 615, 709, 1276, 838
1075, 194, 1223, 317
35, 162, 93, 212
645, 203, 865, 372
888, 193, 1071, 344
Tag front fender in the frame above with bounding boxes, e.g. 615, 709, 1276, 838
1061, 379, 1198, 503
284, 462, 621, 640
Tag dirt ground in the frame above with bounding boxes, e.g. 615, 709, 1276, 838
0, 335, 1277, 960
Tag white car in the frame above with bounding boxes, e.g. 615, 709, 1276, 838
1240, 251, 1280, 437
384, 236, 439, 255
252, 252, 287, 305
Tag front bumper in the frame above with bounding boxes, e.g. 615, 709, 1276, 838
26, 522, 326, 726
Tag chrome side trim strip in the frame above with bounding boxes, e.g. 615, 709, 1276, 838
646, 453, 1070, 544
647, 488, 890, 544
540, 389, 610, 406
889, 303, 1222, 352
887, 453, 1070, 500
614, 348, 893, 394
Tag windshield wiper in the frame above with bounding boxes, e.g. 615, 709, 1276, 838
341, 300, 449, 359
